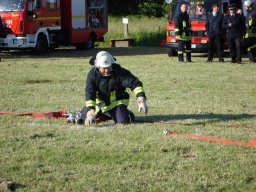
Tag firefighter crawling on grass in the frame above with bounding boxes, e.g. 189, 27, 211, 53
67, 51, 148, 125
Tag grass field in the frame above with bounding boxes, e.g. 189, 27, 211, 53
98, 16, 167, 47
0, 47, 256, 191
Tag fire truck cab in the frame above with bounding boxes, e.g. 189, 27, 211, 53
0, 0, 108, 54
166, 0, 245, 56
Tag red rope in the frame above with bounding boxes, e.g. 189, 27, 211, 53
164, 129, 256, 147
0, 111, 67, 118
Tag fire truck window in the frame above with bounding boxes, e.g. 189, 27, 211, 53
47, 0, 57, 10
33, 0, 41, 9
0, 0, 24, 11
0, 0, 9, 11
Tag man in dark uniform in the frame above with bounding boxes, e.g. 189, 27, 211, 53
205, 4, 224, 62
0, 15, 2, 62
78, 51, 148, 125
244, 0, 256, 62
223, 5, 245, 64
175, 3, 192, 62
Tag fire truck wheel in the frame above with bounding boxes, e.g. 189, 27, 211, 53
34, 34, 49, 55
167, 48, 178, 57
85, 35, 95, 50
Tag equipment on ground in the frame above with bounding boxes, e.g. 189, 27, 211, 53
163, 128, 256, 147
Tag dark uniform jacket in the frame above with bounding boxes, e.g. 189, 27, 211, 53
205, 12, 224, 37
223, 14, 244, 39
174, 11, 192, 41
246, 6, 256, 37
85, 64, 146, 112
0, 15, 2, 29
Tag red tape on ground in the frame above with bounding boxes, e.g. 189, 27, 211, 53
0, 111, 67, 118
164, 129, 256, 147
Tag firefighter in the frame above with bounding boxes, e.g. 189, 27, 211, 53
205, 4, 224, 62
223, 5, 245, 64
244, 0, 256, 63
0, 15, 2, 62
81, 51, 148, 125
175, 3, 192, 62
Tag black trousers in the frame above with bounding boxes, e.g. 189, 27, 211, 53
80, 105, 135, 124
208, 35, 224, 61
247, 37, 256, 61
177, 40, 191, 61
228, 37, 242, 62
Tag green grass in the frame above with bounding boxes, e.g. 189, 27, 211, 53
0, 48, 256, 191
97, 16, 167, 47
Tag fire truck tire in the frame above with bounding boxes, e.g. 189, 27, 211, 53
34, 34, 49, 55
167, 48, 177, 57
85, 35, 95, 50
75, 43, 86, 50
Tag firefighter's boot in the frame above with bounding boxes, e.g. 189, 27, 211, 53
178, 53, 184, 62
186, 52, 192, 62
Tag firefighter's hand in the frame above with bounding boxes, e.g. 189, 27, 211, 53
176, 35, 180, 40
137, 97, 148, 115
229, 23, 232, 27
85, 109, 96, 126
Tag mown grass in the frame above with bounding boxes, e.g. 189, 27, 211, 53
0, 47, 255, 191
97, 16, 167, 47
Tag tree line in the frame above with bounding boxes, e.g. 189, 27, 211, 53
108, 0, 176, 17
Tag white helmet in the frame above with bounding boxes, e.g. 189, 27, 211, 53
95, 51, 108, 59
94, 51, 116, 67
244, 0, 253, 7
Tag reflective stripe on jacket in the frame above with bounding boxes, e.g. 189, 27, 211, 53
174, 11, 192, 41
246, 8, 256, 38
85, 64, 146, 112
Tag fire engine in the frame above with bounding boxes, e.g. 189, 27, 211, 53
166, 0, 246, 56
0, 0, 108, 54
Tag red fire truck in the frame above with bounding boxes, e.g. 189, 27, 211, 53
0, 0, 108, 54
166, 0, 245, 56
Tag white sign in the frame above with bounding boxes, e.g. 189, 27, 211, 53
123, 18, 128, 24
165, 0, 172, 3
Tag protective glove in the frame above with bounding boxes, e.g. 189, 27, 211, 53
84, 109, 96, 126
137, 96, 148, 115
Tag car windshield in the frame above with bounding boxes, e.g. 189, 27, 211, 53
172, 0, 220, 20
0, 0, 25, 12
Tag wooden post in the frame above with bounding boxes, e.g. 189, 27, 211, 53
123, 18, 129, 39
123, 24, 128, 38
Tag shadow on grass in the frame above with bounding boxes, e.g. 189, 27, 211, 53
0, 47, 167, 60
135, 113, 256, 126
1, 48, 249, 62
0, 179, 25, 191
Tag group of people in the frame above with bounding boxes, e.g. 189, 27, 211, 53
174, 0, 256, 64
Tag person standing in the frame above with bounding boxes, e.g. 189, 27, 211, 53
244, 0, 256, 63
174, 3, 192, 62
0, 15, 2, 62
223, 5, 245, 64
205, 4, 224, 62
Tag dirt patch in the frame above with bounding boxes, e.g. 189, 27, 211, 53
24, 79, 53, 84
0, 179, 23, 191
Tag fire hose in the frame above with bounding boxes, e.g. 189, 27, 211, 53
163, 129, 256, 147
